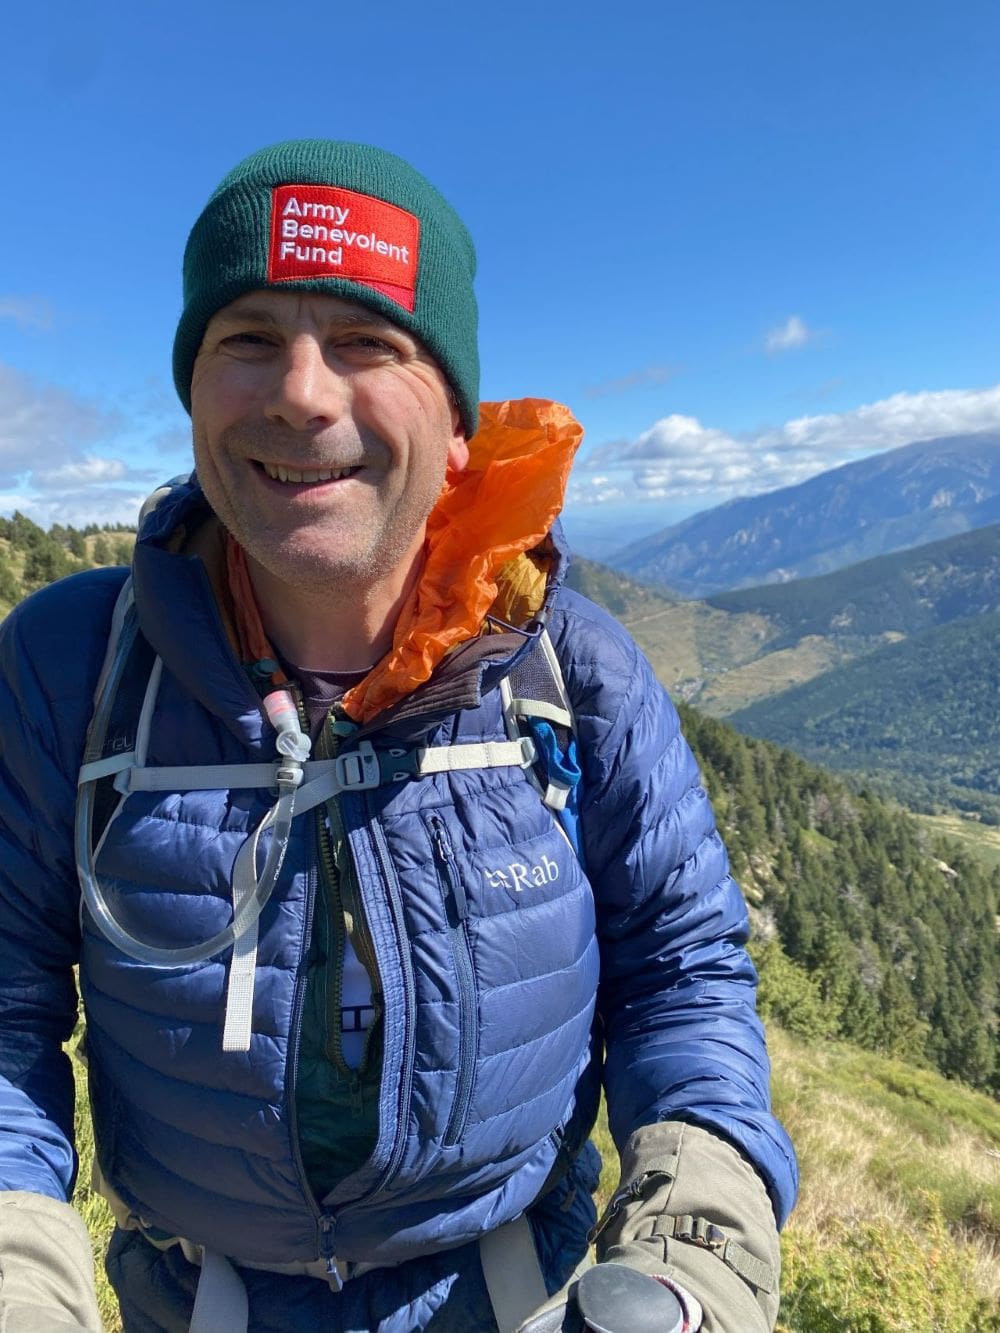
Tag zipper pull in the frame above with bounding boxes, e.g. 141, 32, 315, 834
319, 1216, 344, 1292
329, 702, 359, 739
430, 817, 468, 922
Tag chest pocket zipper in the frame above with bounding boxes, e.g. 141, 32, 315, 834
428, 814, 479, 1146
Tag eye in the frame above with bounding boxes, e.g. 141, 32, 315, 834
222, 331, 277, 351
337, 334, 398, 358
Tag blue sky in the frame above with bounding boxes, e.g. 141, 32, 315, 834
2, 0, 998, 553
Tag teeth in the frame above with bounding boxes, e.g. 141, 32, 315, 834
262, 463, 354, 484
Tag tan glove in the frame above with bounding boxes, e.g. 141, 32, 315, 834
591, 1121, 781, 1333
0, 1192, 102, 1332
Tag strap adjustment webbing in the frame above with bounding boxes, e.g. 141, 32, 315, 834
655, 1213, 776, 1294
474, 1213, 549, 1332
505, 697, 573, 729
79, 737, 538, 808
181, 1214, 550, 1333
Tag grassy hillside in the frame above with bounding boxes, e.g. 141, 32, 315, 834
564, 556, 680, 614
589, 522, 1000, 733
913, 813, 1000, 871
566, 556, 787, 705
766, 1029, 1000, 1331
596, 1027, 1000, 1331
694, 633, 847, 714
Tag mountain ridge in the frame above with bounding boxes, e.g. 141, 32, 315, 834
609, 430, 1000, 597
707, 519, 1000, 652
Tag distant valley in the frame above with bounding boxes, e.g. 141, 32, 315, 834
568, 519, 1000, 819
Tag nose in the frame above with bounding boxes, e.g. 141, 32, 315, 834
265, 335, 347, 431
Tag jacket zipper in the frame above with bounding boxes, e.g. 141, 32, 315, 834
428, 814, 479, 1146
295, 713, 410, 1224
284, 690, 341, 1264
313, 721, 381, 1082
353, 806, 418, 1198
286, 822, 338, 1260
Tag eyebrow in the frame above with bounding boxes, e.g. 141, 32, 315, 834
213, 304, 395, 332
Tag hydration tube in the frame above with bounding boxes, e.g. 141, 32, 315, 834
75, 641, 311, 968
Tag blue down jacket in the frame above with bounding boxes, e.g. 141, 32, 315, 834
0, 480, 797, 1326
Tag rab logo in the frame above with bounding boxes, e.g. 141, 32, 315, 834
485, 855, 559, 893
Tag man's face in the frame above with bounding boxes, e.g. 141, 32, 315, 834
190, 290, 468, 596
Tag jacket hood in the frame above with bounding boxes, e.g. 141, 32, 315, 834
131, 399, 584, 725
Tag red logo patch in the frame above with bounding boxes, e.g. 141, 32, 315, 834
267, 185, 420, 312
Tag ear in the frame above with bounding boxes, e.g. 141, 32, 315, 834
447, 430, 470, 474
447, 398, 469, 473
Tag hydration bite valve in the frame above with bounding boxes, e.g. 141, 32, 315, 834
263, 690, 312, 764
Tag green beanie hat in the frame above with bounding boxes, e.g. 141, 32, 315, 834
173, 139, 479, 435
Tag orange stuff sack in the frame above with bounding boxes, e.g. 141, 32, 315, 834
343, 398, 583, 722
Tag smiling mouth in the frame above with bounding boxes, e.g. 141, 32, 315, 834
258, 462, 361, 484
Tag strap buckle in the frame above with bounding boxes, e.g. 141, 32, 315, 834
671, 1214, 727, 1252
334, 741, 381, 792
382, 746, 421, 782
663, 1213, 776, 1294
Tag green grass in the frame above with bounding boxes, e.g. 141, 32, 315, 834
697, 636, 850, 716
913, 812, 1000, 872
769, 1029, 1000, 1331
71, 1044, 121, 1332
620, 600, 778, 697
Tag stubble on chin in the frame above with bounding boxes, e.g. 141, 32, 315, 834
194, 421, 448, 600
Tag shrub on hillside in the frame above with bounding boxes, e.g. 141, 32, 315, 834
778, 1194, 1000, 1332
751, 939, 837, 1042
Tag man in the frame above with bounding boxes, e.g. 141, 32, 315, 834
0, 141, 796, 1332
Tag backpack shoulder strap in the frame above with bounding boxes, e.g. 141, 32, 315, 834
501, 627, 584, 858
83, 575, 159, 849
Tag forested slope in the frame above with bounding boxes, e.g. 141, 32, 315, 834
728, 613, 1000, 820
0, 511, 134, 617
680, 704, 999, 1095
708, 520, 1000, 649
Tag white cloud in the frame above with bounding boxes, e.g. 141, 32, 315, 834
0, 362, 177, 527
571, 383, 1000, 507
765, 315, 813, 354
0, 485, 151, 530
33, 457, 128, 489
0, 296, 56, 332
